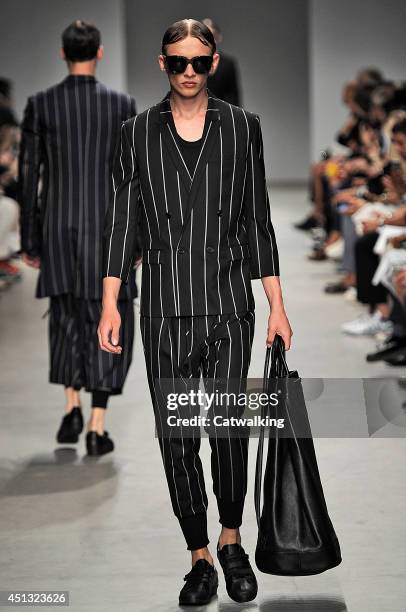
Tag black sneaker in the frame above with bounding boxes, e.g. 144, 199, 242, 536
56, 407, 84, 443
86, 431, 114, 456
217, 542, 258, 603
366, 336, 406, 362
179, 559, 218, 606
293, 215, 318, 231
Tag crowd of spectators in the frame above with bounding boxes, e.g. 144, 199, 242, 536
295, 67, 406, 364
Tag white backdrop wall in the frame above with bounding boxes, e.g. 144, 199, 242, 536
309, 0, 406, 161
0, 0, 127, 119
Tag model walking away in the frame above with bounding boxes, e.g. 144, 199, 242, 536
19, 20, 139, 456
98, 18, 292, 604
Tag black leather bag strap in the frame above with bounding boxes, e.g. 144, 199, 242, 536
254, 334, 289, 529
254, 347, 269, 529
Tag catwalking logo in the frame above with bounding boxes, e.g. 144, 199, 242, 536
166, 414, 286, 428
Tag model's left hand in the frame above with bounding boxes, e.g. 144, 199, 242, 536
267, 306, 293, 350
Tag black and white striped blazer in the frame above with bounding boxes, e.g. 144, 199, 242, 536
103, 89, 280, 317
18, 74, 138, 301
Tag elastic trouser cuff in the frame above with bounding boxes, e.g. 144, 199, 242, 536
178, 513, 209, 551
217, 497, 245, 528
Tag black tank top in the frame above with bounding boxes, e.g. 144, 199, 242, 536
168, 112, 210, 177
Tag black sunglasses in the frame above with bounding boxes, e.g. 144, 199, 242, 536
164, 55, 213, 75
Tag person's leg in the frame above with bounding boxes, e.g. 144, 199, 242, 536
50, 295, 84, 443
201, 311, 255, 546
87, 391, 110, 435
391, 296, 406, 338
140, 314, 211, 558
91, 390, 110, 408
340, 213, 357, 285
64, 386, 82, 414
85, 298, 135, 437
325, 213, 357, 293
342, 233, 393, 336
201, 311, 257, 603
49, 295, 82, 407
355, 232, 389, 312
313, 161, 327, 225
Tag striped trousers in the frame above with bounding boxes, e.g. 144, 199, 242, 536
49, 294, 135, 394
140, 310, 255, 550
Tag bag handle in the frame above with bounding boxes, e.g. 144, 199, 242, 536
254, 334, 289, 529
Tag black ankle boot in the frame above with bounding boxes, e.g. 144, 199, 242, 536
56, 407, 83, 443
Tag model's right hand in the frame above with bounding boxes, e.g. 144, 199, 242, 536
98, 305, 122, 354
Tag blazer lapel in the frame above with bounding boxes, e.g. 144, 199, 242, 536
158, 90, 222, 240
179, 101, 220, 238
159, 92, 192, 190
188, 93, 220, 191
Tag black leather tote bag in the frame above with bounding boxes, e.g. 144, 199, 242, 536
254, 334, 342, 575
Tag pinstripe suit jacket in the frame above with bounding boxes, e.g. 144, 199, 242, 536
18, 74, 138, 301
103, 89, 280, 317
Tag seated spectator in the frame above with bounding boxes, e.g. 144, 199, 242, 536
0, 123, 21, 288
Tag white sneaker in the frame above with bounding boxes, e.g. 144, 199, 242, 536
341, 311, 393, 336
341, 312, 371, 332
325, 238, 344, 261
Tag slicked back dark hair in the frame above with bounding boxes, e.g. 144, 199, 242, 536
62, 20, 101, 62
161, 19, 216, 55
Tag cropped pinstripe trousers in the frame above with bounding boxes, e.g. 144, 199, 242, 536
140, 310, 255, 550
49, 294, 135, 394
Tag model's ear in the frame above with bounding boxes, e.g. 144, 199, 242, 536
97, 45, 104, 61
158, 54, 167, 73
59, 47, 66, 61
210, 52, 220, 75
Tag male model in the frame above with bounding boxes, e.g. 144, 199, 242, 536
203, 18, 242, 106
19, 20, 138, 455
99, 18, 292, 605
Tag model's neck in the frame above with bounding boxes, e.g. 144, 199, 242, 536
68, 60, 97, 77
169, 87, 208, 119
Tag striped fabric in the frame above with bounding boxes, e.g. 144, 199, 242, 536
49, 294, 134, 393
18, 74, 137, 300
140, 310, 255, 532
103, 89, 280, 317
